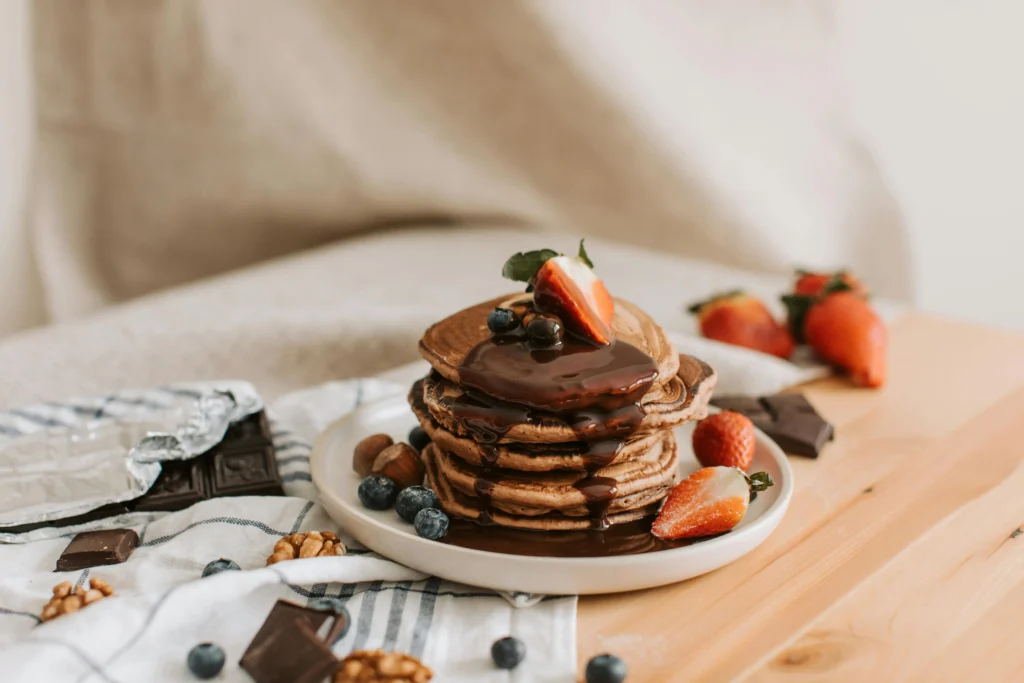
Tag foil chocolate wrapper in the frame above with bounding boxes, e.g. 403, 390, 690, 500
0, 381, 263, 530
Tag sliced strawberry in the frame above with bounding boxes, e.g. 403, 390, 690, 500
533, 255, 615, 345
652, 466, 750, 540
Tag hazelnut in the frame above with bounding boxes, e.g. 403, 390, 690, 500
371, 443, 425, 490
353, 433, 394, 477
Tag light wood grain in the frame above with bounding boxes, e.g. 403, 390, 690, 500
577, 313, 1024, 682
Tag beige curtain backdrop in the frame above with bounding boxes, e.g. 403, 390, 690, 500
21, 0, 910, 324
3, 0, 1023, 335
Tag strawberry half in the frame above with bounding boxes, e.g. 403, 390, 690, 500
533, 255, 615, 345
652, 466, 773, 540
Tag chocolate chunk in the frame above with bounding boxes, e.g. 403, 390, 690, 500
55, 528, 139, 571
125, 411, 281, 512
133, 458, 209, 512
711, 393, 833, 458
764, 412, 834, 459
240, 599, 348, 683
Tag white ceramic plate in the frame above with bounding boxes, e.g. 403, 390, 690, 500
311, 381, 793, 595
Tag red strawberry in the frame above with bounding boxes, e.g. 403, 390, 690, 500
533, 255, 615, 345
692, 411, 755, 471
793, 270, 867, 297
688, 292, 794, 359
802, 290, 886, 388
652, 467, 773, 540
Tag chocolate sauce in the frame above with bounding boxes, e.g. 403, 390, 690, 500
459, 334, 658, 413
572, 475, 619, 530
441, 516, 696, 558
451, 322, 662, 530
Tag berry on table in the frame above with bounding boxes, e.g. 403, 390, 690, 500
201, 558, 240, 578
395, 486, 441, 523
586, 653, 627, 683
526, 316, 564, 347
408, 426, 431, 452
491, 636, 526, 670
487, 307, 521, 335
358, 474, 399, 510
413, 508, 450, 540
187, 643, 226, 680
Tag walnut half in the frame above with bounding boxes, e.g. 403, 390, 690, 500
41, 578, 115, 622
335, 650, 433, 683
266, 531, 347, 566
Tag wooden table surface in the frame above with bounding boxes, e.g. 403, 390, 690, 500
577, 313, 1024, 682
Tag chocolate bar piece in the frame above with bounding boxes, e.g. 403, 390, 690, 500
711, 393, 834, 458
55, 528, 140, 571
128, 411, 283, 512
0, 411, 282, 534
240, 599, 349, 683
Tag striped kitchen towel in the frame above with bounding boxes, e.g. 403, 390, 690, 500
0, 379, 578, 682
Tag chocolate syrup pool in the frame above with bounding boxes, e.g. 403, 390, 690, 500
441, 516, 696, 558
450, 328, 661, 531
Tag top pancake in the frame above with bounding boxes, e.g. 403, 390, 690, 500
419, 294, 681, 393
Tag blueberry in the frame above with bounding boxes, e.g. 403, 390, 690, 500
526, 316, 563, 347
491, 636, 526, 670
413, 508, 449, 540
201, 558, 240, 578
358, 474, 399, 510
308, 598, 352, 644
396, 486, 441, 523
585, 654, 627, 683
187, 643, 225, 680
408, 426, 431, 452
487, 308, 521, 335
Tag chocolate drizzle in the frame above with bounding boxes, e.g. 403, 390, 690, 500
451, 321, 659, 531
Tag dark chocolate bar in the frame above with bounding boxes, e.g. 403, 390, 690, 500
712, 393, 834, 458
55, 528, 140, 571
0, 411, 282, 534
240, 599, 349, 683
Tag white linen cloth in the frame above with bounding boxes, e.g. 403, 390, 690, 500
0, 378, 576, 683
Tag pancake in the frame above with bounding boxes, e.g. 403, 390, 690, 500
433, 431, 678, 513
419, 294, 681, 394
423, 443, 665, 531
415, 354, 715, 445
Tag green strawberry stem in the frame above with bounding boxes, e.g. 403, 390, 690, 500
780, 293, 814, 342
686, 289, 744, 315
745, 471, 774, 492
501, 240, 597, 284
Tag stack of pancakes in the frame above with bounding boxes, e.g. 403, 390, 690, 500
410, 294, 717, 532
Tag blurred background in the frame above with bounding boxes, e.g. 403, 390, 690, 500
1, 0, 1023, 339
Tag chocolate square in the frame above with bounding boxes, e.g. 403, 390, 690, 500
240, 600, 346, 683
209, 445, 283, 498
240, 619, 337, 683
55, 528, 140, 571
761, 393, 819, 416
132, 458, 209, 511
764, 412, 834, 459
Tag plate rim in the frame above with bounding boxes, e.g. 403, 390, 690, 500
311, 394, 794, 567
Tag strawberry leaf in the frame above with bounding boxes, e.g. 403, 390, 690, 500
501, 249, 560, 283
822, 274, 854, 295
780, 293, 815, 342
746, 471, 774, 492
577, 239, 594, 269
687, 289, 744, 315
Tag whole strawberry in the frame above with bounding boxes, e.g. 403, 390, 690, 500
793, 270, 867, 297
688, 291, 794, 359
652, 467, 773, 540
692, 411, 755, 471
786, 270, 867, 340
803, 290, 886, 388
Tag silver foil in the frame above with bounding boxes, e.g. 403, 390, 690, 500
0, 381, 263, 530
